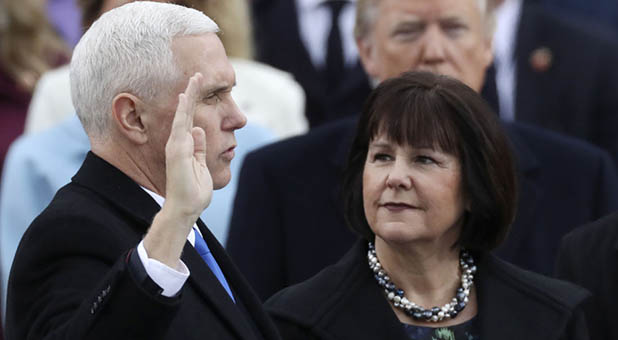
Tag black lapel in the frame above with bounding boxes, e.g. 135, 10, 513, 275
477, 255, 572, 339
336, 61, 372, 99
319, 242, 409, 340
181, 239, 259, 340
196, 220, 282, 340
498, 124, 543, 256
514, 4, 559, 124
329, 119, 359, 215
71, 151, 161, 231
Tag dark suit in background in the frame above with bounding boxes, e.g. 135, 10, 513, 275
251, 0, 371, 128
528, 0, 618, 34
266, 241, 590, 340
6, 153, 280, 340
483, 3, 618, 160
555, 211, 618, 340
227, 118, 618, 301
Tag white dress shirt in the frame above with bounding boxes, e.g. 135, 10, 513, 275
295, 0, 359, 69
492, 0, 522, 122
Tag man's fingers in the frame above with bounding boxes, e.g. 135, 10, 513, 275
192, 127, 207, 167
170, 73, 203, 140
183, 73, 202, 129
169, 93, 188, 140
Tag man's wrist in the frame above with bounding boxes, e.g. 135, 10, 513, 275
159, 199, 200, 228
143, 208, 193, 268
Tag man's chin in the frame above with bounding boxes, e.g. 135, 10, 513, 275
212, 170, 231, 190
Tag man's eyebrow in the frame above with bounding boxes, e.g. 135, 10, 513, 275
205, 83, 235, 95
392, 20, 425, 30
439, 16, 466, 24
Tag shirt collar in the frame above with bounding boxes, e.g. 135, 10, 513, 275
141, 186, 165, 207
296, 0, 355, 11
493, 0, 523, 62
140, 187, 197, 246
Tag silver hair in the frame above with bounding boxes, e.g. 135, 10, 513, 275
354, 0, 494, 40
70, 1, 219, 138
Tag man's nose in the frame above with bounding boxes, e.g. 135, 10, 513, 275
385, 160, 413, 190
224, 98, 247, 130
419, 25, 447, 66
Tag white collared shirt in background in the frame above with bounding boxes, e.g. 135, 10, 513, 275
492, 0, 522, 122
296, 0, 359, 69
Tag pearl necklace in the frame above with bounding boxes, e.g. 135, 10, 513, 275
367, 242, 476, 323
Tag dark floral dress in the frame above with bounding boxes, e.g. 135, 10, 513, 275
402, 316, 480, 340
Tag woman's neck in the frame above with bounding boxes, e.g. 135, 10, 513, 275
373, 237, 478, 326
374, 238, 461, 308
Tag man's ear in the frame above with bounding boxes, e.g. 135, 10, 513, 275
111, 93, 148, 144
357, 36, 379, 80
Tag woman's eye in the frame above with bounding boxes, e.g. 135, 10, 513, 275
373, 153, 393, 162
415, 155, 436, 165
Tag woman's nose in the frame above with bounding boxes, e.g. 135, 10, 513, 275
385, 161, 412, 189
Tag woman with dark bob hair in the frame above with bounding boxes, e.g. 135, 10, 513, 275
265, 72, 589, 340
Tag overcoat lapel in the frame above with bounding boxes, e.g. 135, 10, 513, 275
328, 119, 357, 213
606, 243, 618, 337
315, 242, 409, 340
513, 5, 561, 126
477, 256, 571, 339
196, 220, 281, 340
182, 241, 258, 340
71, 152, 161, 232
497, 126, 543, 258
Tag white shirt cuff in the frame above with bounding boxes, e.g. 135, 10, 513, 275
137, 240, 190, 297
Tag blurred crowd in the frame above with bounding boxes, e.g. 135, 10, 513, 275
0, 0, 617, 339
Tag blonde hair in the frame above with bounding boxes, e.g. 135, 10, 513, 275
174, 0, 253, 59
354, 0, 494, 41
0, 0, 68, 91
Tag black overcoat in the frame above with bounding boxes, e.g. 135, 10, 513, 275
266, 241, 590, 340
6, 152, 281, 340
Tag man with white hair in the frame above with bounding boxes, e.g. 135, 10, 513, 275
5, 2, 281, 339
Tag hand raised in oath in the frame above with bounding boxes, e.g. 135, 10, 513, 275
144, 72, 213, 268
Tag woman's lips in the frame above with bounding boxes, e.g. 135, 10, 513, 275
381, 202, 417, 212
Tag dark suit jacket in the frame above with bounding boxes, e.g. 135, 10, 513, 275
227, 118, 618, 301
5, 152, 281, 340
265, 241, 590, 340
555, 211, 618, 340
484, 3, 618, 160
251, 0, 371, 128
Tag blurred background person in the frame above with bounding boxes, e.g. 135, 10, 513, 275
0, 0, 68, 178
484, 0, 618, 162
26, 0, 307, 139
251, 0, 372, 128
555, 211, 618, 340
266, 71, 590, 340
227, 0, 618, 302
47, 0, 82, 47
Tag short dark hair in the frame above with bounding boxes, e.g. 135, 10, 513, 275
342, 71, 517, 252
